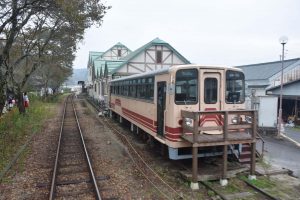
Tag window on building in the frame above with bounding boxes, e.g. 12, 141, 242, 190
175, 69, 198, 104
156, 50, 162, 64
118, 49, 122, 57
204, 78, 218, 104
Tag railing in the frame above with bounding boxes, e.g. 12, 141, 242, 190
182, 109, 258, 185
181, 110, 257, 143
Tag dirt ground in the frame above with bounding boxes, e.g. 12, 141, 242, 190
0, 97, 207, 199
0, 99, 63, 199
1, 96, 300, 200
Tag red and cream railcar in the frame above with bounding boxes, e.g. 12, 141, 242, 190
109, 65, 246, 159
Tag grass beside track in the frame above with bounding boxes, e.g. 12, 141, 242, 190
0, 94, 65, 179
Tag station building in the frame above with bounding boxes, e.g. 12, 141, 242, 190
236, 58, 300, 125
87, 38, 190, 102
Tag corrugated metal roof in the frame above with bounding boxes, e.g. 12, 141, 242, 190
111, 37, 191, 74
89, 51, 103, 62
93, 60, 124, 77
110, 67, 170, 83
266, 79, 300, 96
236, 58, 300, 81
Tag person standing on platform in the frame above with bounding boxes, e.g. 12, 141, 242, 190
23, 92, 29, 110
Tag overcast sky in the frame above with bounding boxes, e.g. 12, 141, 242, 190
73, 0, 300, 69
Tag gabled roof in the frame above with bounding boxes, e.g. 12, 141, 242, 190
94, 42, 131, 60
111, 37, 191, 74
235, 58, 300, 81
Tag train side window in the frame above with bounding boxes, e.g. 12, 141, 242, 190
124, 85, 128, 96
128, 81, 132, 97
132, 79, 137, 97
145, 77, 154, 100
116, 85, 119, 95
226, 70, 245, 104
204, 78, 218, 104
175, 69, 198, 104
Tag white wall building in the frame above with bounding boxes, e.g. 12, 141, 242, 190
87, 38, 190, 103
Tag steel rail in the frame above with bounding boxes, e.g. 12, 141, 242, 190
86, 97, 278, 200
49, 95, 102, 200
49, 95, 68, 200
72, 97, 102, 200
200, 181, 229, 200
86, 97, 183, 200
240, 178, 279, 200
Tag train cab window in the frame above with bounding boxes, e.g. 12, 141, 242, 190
226, 70, 245, 104
175, 69, 198, 104
204, 78, 218, 104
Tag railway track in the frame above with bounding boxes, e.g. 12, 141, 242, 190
49, 95, 102, 200
86, 97, 283, 200
201, 177, 279, 200
86, 97, 184, 200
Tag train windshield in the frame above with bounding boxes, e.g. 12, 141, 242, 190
226, 70, 245, 104
175, 69, 198, 104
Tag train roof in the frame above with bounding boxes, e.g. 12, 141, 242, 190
110, 65, 242, 82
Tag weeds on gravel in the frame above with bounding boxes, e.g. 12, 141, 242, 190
292, 126, 300, 131
240, 175, 276, 189
0, 95, 57, 177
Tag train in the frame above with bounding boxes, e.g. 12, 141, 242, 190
109, 65, 246, 159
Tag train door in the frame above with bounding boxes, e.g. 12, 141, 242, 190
157, 81, 166, 136
199, 70, 223, 132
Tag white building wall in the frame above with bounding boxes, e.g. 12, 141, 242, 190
102, 47, 130, 60
115, 45, 188, 75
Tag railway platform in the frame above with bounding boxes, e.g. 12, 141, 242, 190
181, 109, 257, 189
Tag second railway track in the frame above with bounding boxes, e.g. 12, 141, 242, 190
49, 95, 102, 200
86, 97, 184, 200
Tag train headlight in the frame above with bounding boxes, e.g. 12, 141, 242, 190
245, 116, 252, 123
185, 118, 193, 126
231, 116, 238, 124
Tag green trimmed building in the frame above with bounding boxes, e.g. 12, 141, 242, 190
87, 38, 190, 102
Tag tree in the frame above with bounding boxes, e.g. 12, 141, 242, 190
0, 0, 110, 114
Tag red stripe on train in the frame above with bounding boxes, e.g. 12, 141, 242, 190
122, 107, 154, 125
199, 108, 224, 126
113, 106, 183, 140
110, 102, 115, 109
115, 99, 121, 106
122, 108, 157, 132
